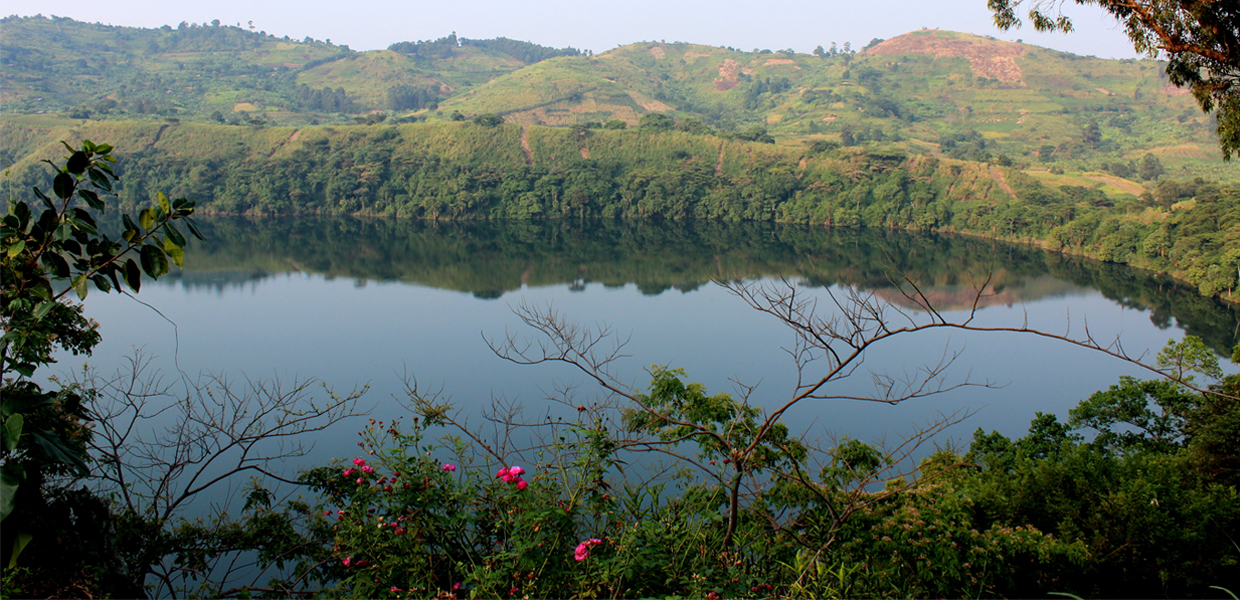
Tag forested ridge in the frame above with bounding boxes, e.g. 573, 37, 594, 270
5, 117, 1237, 302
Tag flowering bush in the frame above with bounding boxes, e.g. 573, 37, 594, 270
299, 413, 794, 599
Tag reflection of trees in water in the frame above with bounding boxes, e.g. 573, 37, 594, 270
163, 216, 1238, 354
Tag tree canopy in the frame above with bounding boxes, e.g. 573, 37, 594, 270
988, 0, 1240, 159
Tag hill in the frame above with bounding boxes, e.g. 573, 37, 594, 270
3, 17, 1235, 188
1, 16, 1237, 301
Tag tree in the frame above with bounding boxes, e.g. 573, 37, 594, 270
1, 140, 201, 569
472, 113, 504, 127
1138, 153, 1165, 180
1082, 119, 1102, 148
638, 112, 675, 132
988, 0, 1240, 159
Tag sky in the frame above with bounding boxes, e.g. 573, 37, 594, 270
6, 0, 1144, 59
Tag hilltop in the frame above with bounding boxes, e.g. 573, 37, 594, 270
2, 16, 1233, 185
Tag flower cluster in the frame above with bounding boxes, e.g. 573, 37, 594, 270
496, 465, 528, 490
574, 538, 602, 561
344, 458, 378, 484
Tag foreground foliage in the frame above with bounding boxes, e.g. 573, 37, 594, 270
295, 338, 1238, 598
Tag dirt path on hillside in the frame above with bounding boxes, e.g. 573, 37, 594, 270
151, 124, 169, 147
989, 167, 1018, 200
520, 127, 534, 166
266, 129, 301, 158
715, 142, 725, 176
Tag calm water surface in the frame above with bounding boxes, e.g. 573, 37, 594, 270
70, 217, 1239, 470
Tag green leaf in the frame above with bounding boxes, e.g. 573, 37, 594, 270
163, 223, 186, 247
73, 274, 88, 300
158, 191, 171, 216
88, 168, 112, 192
6, 533, 33, 567
184, 217, 205, 241
163, 236, 184, 268
41, 252, 70, 278
0, 391, 56, 420
29, 429, 89, 477
6, 239, 25, 258
91, 274, 112, 293
32, 187, 54, 211
1, 461, 25, 522
94, 143, 113, 154
122, 213, 139, 234
2, 414, 23, 453
78, 189, 104, 211
31, 301, 53, 320
140, 244, 169, 278
124, 258, 142, 292
53, 173, 75, 200
139, 208, 155, 230
66, 151, 90, 174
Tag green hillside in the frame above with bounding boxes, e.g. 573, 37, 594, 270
2, 16, 1237, 300
2, 115, 1236, 301
4, 16, 1235, 188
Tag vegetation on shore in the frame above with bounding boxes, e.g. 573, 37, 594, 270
4, 116, 1237, 302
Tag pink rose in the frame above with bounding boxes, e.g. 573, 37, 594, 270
442, 463, 457, 472
361, 465, 375, 474
353, 458, 366, 466
517, 480, 528, 491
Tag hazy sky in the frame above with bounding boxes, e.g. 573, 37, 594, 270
8, 0, 1144, 59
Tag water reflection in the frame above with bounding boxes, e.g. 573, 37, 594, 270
163, 216, 1238, 354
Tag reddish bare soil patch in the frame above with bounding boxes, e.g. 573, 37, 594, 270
867, 32, 1025, 83
519, 128, 534, 166
763, 58, 797, 67
1161, 83, 1191, 96
714, 59, 740, 91
649, 45, 666, 59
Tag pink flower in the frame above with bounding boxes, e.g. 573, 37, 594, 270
342, 557, 352, 567
516, 480, 528, 491
509, 587, 519, 596
343, 468, 356, 477
496, 466, 527, 485
442, 463, 457, 472
361, 465, 375, 474
356, 478, 365, 484
353, 458, 366, 466
452, 582, 462, 591
322, 510, 332, 516
390, 587, 402, 593
574, 538, 603, 561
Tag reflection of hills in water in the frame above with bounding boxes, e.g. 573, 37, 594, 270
867, 273, 1086, 311
159, 217, 1238, 354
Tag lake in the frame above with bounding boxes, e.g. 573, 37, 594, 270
69, 217, 1239, 475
